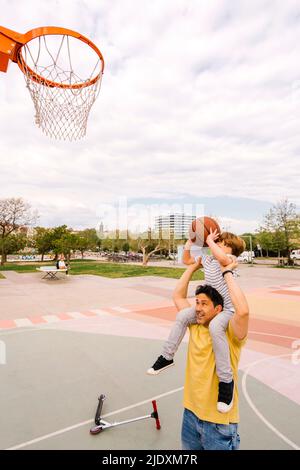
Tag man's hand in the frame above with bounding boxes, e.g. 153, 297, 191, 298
206, 228, 220, 246
190, 257, 202, 272
184, 239, 194, 250
183, 239, 198, 266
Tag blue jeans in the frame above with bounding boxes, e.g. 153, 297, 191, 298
181, 409, 240, 450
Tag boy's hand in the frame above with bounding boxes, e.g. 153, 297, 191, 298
206, 228, 220, 245
226, 254, 237, 263
220, 260, 238, 272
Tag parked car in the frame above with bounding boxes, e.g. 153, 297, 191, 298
291, 249, 300, 260
237, 251, 255, 262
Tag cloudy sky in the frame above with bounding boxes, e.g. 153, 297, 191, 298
0, 0, 300, 234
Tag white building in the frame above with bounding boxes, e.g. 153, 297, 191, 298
154, 213, 195, 240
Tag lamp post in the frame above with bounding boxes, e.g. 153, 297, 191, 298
241, 235, 253, 266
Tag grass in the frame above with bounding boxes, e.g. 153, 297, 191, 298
275, 265, 300, 270
0, 263, 42, 272
0, 260, 205, 280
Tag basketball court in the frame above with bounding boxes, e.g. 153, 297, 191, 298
0, 265, 299, 450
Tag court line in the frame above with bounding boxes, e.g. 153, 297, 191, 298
0, 323, 68, 336
7, 387, 184, 450
0, 326, 53, 336
242, 353, 300, 450
248, 330, 298, 340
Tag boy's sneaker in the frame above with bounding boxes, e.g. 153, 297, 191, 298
217, 380, 234, 413
147, 355, 174, 375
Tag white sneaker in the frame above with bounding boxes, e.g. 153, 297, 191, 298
217, 380, 234, 413
147, 355, 174, 375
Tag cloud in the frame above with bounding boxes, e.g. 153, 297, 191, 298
0, 0, 300, 233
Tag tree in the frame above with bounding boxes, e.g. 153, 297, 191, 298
239, 233, 257, 252
261, 199, 300, 264
53, 232, 78, 262
139, 240, 161, 266
76, 236, 91, 259
101, 237, 114, 252
0, 198, 37, 265
0, 233, 27, 261
134, 228, 167, 266
76, 229, 98, 259
51, 226, 70, 260
255, 231, 274, 257
33, 227, 54, 261
122, 242, 130, 253
271, 230, 286, 257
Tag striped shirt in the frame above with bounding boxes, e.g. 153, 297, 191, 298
195, 250, 235, 312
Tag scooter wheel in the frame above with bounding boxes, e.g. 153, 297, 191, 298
90, 425, 103, 435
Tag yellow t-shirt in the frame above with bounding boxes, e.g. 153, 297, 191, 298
183, 321, 246, 425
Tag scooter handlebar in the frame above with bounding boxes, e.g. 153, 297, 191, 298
151, 400, 161, 430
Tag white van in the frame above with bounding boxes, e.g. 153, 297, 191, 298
237, 251, 255, 262
291, 250, 300, 260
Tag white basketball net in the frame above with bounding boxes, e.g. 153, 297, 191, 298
20, 35, 103, 141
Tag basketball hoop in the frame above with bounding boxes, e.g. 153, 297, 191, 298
0, 26, 104, 140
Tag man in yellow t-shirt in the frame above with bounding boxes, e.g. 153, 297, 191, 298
172, 258, 249, 450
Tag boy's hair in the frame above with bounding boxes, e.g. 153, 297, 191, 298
195, 284, 224, 309
218, 232, 246, 257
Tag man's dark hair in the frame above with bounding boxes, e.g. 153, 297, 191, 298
195, 284, 224, 309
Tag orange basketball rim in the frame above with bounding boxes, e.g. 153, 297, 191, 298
0, 25, 104, 86
0, 26, 105, 140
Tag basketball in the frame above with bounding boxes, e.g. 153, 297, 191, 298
189, 216, 221, 247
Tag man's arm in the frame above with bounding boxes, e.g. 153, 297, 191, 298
221, 262, 249, 341
173, 261, 202, 311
